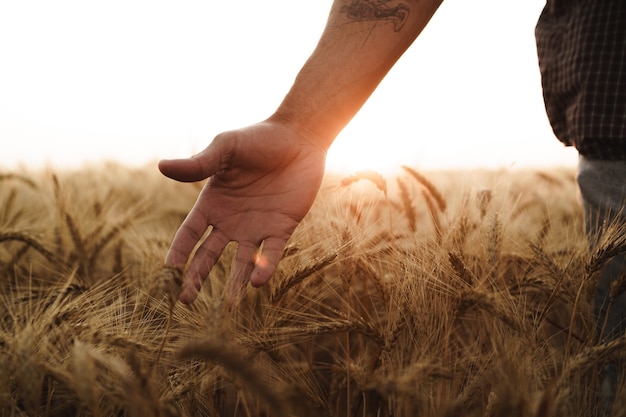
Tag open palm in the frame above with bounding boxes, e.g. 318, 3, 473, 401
159, 121, 327, 304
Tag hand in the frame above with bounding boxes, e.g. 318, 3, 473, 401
158, 120, 327, 305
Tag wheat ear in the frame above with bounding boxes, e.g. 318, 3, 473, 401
0, 231, 61, 265
271, 252, 338, 303
401, 165, 446, 212
179, 338, 290, 417
0, 173, 38, 189
340, 170, 388, 196
396, 177, 416, 232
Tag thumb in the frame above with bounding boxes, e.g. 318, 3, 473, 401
158, 141, 223, 183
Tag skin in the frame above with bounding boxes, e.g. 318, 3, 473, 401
158, 0, 444, 305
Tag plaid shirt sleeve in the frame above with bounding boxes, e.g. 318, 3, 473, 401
535, 0, 626, 160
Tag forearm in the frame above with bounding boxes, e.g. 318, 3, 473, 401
269, 0, 443, 149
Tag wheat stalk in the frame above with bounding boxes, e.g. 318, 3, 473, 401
0, 173, 38, 189
484, 214, 502, 281
15, 324, 44, 416
72, 339, 101, 417
454, 288, 522, 333
340, 170, 387, 197
510, 200, 540, 221
123, 350, 172, 417
609, 272, 626, 301
179, 338, 290, 417
422, 190, 443, 241
274, 315, 386, 349
396, 177, 416, 232
63, 211, 90, 274
0, 188, 17, 218
0, 231, 62, 266
371, 361, 452, 394
271, 252, 338, 303
401, 165, 446, 212
535, 171, 564, 186
86, 201, 151, 273
535, 215, 552, 244
555, 335, 626, 411
586, 225, 626, 275
356, 257, 389, 305
476, 188, 492, 219
448, 250, 473, 287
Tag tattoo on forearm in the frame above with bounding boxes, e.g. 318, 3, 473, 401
342, 0, 410, 31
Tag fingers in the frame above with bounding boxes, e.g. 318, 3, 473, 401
158, 141, 222, 183
165, 193, 227, 304
165, 197, 213, 268
180, 236, 285, 307
223, 242, 258, 309
167, 199, 286, 305
250, 238, 286, 287
177, 236, 285, 306
178, 229, 230, 304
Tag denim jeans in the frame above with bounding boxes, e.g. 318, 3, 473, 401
577, 156, 626, 415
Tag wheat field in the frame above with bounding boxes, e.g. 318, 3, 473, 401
1, 163, 625, 417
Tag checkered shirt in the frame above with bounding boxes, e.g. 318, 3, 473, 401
535, 0, 626, 160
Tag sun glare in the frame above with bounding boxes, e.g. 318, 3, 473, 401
0, 0, 578, 174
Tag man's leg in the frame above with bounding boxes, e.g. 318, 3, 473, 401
577, 156, 626, 415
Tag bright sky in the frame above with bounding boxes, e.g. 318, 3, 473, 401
0, 0, 578, 173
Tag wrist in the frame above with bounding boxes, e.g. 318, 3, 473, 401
267, 108, 337, 152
